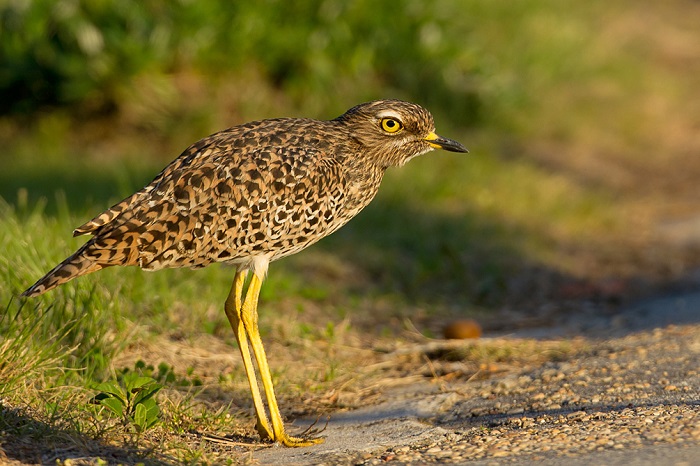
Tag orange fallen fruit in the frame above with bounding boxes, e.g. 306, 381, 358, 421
443, 319, 483, 339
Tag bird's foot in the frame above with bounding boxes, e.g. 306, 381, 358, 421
279, 433, 325, 447
277, 414, 328, 447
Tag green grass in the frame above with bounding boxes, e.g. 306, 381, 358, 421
2, 0, 698, 462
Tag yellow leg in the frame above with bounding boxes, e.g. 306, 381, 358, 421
239, 273, 324, 447
224, 270, 273, 440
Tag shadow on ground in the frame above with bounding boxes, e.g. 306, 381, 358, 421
0, 404, 169, 465
0, 162, 156, 217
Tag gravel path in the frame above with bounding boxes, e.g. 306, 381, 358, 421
254, 293, 700, 465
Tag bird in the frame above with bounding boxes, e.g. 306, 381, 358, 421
21, 99, 468, 447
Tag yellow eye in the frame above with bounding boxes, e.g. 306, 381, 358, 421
380, 117, 403, 133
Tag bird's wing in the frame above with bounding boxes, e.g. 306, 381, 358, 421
72, 120, 342, 270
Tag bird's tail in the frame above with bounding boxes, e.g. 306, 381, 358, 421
21, 243, 106, 297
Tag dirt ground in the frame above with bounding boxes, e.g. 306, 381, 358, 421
250, 290, 700, 465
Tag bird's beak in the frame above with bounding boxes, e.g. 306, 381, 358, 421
424, 132, 469, 153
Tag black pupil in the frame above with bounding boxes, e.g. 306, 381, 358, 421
386, 120, 395, 128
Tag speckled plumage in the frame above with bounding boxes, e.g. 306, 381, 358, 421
22, 100, 467, 446
23, 100, 466, 297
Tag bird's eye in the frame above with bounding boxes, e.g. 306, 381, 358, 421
380, 118, 403, 134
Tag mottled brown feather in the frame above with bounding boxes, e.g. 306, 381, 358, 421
22, 100, 465, 297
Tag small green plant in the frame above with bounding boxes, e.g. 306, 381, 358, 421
129, 359, 203, 387
92, 373, 162, 434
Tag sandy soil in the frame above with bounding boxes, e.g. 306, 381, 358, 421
253, 291, 700, 465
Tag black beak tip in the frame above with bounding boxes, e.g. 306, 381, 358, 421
451, 144, 469, 154
437, 136, 469, 153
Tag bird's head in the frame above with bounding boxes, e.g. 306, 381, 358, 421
334, 99, 468, 167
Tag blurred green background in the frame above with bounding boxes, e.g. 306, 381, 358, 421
2, 0, 700, 460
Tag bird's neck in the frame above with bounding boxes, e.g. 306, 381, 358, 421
342, 161, 386, 217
